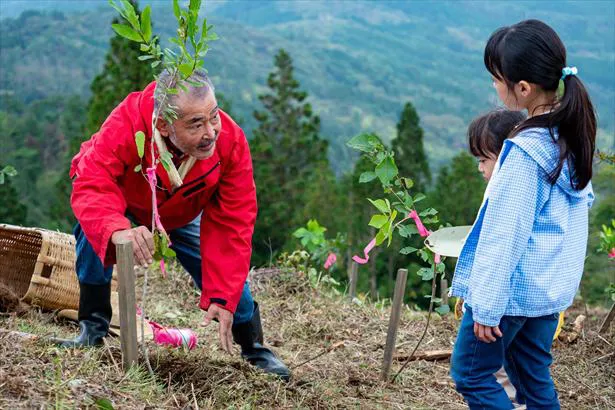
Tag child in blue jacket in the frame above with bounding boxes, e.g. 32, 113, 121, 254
450, 19, 596, 410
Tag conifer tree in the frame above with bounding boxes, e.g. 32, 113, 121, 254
250, 49, 331, 265
391, 102, 431, 193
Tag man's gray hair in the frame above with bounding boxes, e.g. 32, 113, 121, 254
154, 68, 215, 117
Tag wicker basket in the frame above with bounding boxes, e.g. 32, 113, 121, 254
0, 224, 80, 310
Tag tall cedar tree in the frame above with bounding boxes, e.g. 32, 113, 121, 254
251, 49, 330, 265
391, 102, 431, 193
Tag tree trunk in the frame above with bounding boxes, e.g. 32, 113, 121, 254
387, 251, 395, 297
370, 249, 378, 299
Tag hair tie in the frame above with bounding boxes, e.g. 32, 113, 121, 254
561, 66, 578, 80
557, 66, 578, 98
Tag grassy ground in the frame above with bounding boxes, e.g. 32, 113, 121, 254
1, 263, 614, 409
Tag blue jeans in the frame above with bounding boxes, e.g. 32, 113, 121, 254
74, 214, 255, 324
450, 305, 560, 410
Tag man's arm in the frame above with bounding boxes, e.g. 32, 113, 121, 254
71, 127, 150, 265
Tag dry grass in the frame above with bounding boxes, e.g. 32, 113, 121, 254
1, 263, 613, 409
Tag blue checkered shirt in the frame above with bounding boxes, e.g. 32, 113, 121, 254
451, 127, 594, 326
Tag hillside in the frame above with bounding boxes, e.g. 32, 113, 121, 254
1, 264, 613, 409
1, 1, 613, 172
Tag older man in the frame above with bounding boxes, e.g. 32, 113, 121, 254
60, 69, 290, 380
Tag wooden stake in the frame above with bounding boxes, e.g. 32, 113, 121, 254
382, 268, 408, 381
116, 241, 138, 371
348, 262, 358, 299
440, 278, 449, 306
599, 304, 615, 335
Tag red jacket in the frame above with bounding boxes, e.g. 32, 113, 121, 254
70, 82, 257, 314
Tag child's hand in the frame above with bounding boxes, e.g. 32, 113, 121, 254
474, 322, 503, 343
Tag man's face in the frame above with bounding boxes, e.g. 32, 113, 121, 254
161, 90, 221, 160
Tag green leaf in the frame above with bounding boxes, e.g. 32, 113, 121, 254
140, 5, 152, 42
393, 203, 409, 214
375, 227, 388, 246
111, 24, 142, 42
200, 17, 208, 40
367, 198, 390, 214
163, 247, 176, 258
134, 164, 142, 173
134, 131, 145, 158
387, 210, 397, 246
401, 177, 414, 189
293, 227, 309, 238
119, 0, 139, 29
153, 233, 162, 261
418, 248, 431, 262
173, 0, 181, 19
359, 171, 377, 183
151, 60, 161, 68
420, 208, 438, 217
94, 397, 115, 410
399, 246, 418, 255
346, 133, 382, 153
436, 262, 446, 273
436, 305, 451, 315
108, 0, 125, 19
375, 156, 398, 185
1, 165, 17, 177
178, 63, 194, 79
160, 151, 173, 172
138, 54, 154, 61
369, 215, 388, 229
413, 193, 426, 203
417, 267, 434, 281
397, 224, 418, 238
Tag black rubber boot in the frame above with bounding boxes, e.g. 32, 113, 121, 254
57, 282, 112, 347
232, 302, 291, 381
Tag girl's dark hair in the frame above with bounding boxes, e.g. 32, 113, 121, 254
468, 109, 526, 158
484, 19, 596, 189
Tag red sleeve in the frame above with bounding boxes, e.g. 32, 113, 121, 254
199, 131, 257, 314
70, 126, 133, 266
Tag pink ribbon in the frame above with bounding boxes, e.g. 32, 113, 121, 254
408, 210, 431, 237
352, 209, 434, 265
160, 260, 167, 278
324, 253, 337, 269
608, 248, 615, 259
352, 238, 376, 264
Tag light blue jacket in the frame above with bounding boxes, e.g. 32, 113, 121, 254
451, 127, 594, 326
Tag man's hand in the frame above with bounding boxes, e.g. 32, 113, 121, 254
474, 322, 503, 343
111, 226, 154, 267
203, 303, 234, 353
